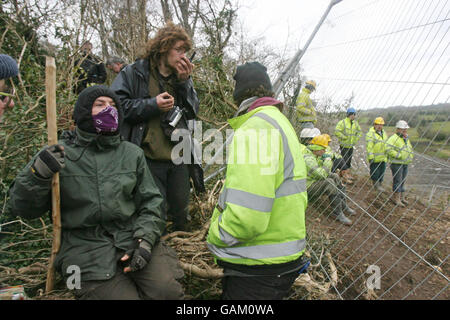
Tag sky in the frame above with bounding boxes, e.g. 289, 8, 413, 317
238, 0, 450, 111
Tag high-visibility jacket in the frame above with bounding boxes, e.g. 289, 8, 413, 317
334, 117, 362, 148
303, 147, 329, 188
386, 133, 414, 165
365, 127, 388, 163
207, 106, 308, 266
296, 88, 317, 123
324, 146, 342, 160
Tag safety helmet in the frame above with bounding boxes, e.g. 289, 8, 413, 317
396, 120, 409, 129
310, 134, 330, 148
323, 134, 332, 142
347, 107, 356, 114
374, 117, 385, 125
305, 80, 316, 90
300, 127, 321, 138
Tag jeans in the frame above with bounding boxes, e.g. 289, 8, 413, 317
370, 161, 386, 183
146, 159, 190, 231
340, 146, 354, 170
390, 163, 408, 193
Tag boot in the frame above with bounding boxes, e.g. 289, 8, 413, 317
341, 170, 353, 185
341, 199, 356, 216
334, 211, 353, 226
391, 192, 405, 207
401, 192, 409, 205
330, 196, 353, 225
374, 181, 384, 193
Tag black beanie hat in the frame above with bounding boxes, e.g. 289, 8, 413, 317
233, 62, 273, 103
73, 85, 122, 134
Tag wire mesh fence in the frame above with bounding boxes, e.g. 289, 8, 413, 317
277, 0, 449, 300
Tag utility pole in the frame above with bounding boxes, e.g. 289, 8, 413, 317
273, 0, 343, 97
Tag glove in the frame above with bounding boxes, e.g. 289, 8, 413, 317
32, 144, 65, 179
321, 154, 331, 160
121, 239, 152, 273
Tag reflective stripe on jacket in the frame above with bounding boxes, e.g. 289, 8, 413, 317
296, 88, 317, 123
365, 127, 388, 163
386, 133, 414, 164
207, 106, 307, 266
334, 117, 362, 147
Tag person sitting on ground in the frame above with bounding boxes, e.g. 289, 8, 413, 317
0, 54, 19, 122
7, 85, 184, 300
303, 134, 355, 226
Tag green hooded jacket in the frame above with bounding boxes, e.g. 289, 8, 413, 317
7, 128, 165, 281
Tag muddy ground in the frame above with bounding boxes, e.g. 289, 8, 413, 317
306, 173, 449, 300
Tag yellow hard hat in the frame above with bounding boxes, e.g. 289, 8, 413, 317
310, 134, 329, 148
305, 80, 316, 90
374, 117, 385, 125
323, 134, 332, 142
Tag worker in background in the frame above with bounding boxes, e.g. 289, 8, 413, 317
366, 117, 388, 193
296, 80, 317, 130
207, 62, 309, 300
386, 120, 414, 207
334, 107, 362, 184
304, 134, 355, 226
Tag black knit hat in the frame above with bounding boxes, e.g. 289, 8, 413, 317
232, 62, 273, 103
0, 54, 19, 80
73, 85, 122, 134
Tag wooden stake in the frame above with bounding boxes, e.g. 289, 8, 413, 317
44, 56, 61, 293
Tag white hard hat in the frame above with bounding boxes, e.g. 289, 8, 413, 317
396, 120, 409, 129
300, 128, 321, 138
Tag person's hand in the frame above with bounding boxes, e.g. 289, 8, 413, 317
156, 92, 174, 112
0, 92, 14, 120
175, 55, 194, 81
32, 144, 65, 179
120, 239, 152, 273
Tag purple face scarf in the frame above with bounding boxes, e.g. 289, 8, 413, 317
92, 106, 119, 133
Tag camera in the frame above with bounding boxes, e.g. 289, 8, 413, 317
167, 106, 184, 127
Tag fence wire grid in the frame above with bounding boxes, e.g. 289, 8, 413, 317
203, 0, 449, 300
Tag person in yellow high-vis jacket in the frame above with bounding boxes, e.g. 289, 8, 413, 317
334, 107, 362, 183
296, 80, 317, 129
386, 120, 414, 207
366, 117, 388, 192
303, 134, 354, 226
207, 62, 309, 300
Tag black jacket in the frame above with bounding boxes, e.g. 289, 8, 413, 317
74, 54, 107, 94
110, 58, 199, 146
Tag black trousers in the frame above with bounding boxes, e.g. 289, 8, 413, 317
221, 271, 299, 300
340, 146, 354, 170
146, 159, 190, 231
370, 161, 386, 183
